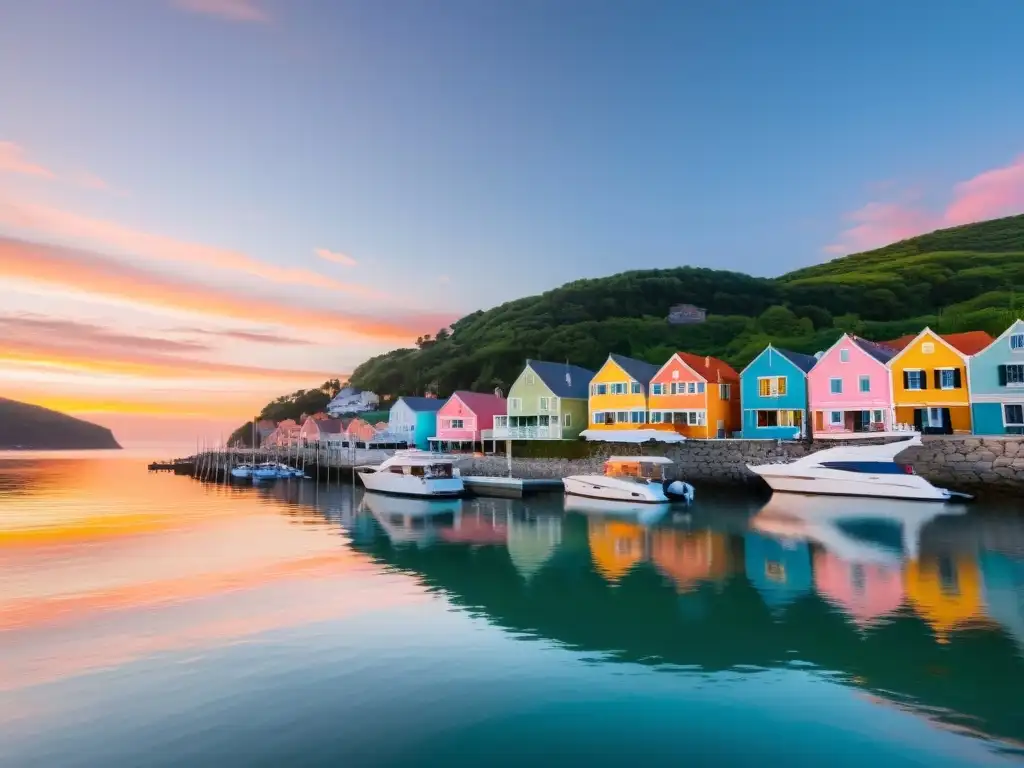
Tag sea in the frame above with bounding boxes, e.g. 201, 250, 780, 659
2, 452, 1024, 767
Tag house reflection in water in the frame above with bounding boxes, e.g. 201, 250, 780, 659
588, 520, 645, 584
651, 529, 735, 593
744, 532, 812, 610
904, 554, 988, 643
506, 515, 563, 582
980, 551, 1024, 657
813, 553, 904, 626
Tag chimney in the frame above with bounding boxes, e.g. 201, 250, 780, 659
704, 355, 710, 368
566, 371, 572, 386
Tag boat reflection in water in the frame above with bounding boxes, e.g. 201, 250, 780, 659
359, 492, 462, 546
349, 490, 1024, 751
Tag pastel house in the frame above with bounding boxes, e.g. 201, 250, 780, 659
430, 391, 507, 451
388, 396, 444, 449
647, 352, 740, 438
968, 319, 1024, 435
808, 334, 896, 434
886, 329, 993, 435
739, 345, 817, 439
496, 360, 595, 440
587, 354, 661, 431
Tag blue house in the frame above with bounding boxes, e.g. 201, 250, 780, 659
739, 345, 817, 439
388, 396, 444, 449
743, 532, 812, 611
969, 319, 1024, 435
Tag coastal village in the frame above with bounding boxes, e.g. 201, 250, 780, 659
254, 319, 1024, 452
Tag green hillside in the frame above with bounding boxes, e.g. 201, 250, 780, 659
0, 398, 121, 450
348, 214, 1024, 399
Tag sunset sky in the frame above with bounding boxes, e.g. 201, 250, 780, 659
3, 0, 1024, 447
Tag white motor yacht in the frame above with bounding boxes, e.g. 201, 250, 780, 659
563, 456, 695, 504
747, 436, 971, 501
361, 493, 462, 546
356, 450, 464, 498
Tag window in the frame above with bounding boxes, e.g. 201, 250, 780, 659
719, 384, 731, 400
593, 411, 604, 424
631, 382, 641, 394
859, 375, 870, 393
758, 376, 787, 397
830, 411, 843, 425
610, 383, 626, 395
538, 397, 549, 411
1011, 333, 1024, 351
630, 410, 645, 424
509, 397, 522, 411
551, 397, 558, 409
906, 370, 924, 390
595, 383, 607, 395
830, 378, 843, 394
672, 370, 680, 380
652, 383, 663, 395
872, 410, 884, 423
687, 382, 696, 394
696, 382, 705, 394
938, 369, 956, 389
1005, 404, 1024, 426
819, 461, 911, 475
563, 413, 571, 427
922, 342, 935, 354
448, 419, 464, 430
922, 408, 944, 428
650, 411, 663, 424
494, 415, 508, 428
1001, 364, 1024, 386
839, 348, 850, 363
526, 373, 535, 385
617, 411, 628, 422
669, 382, 679, 395
757, 410, 778, 427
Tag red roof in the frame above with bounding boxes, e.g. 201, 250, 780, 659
316, 418, 347, 434
449, 390, 507, 421
674, 351, 739, 382
881, 330, 995, 356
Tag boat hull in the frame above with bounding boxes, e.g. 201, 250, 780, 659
563, 475, 669, 504
748, 467, 953, 501
358, 470, 464, 498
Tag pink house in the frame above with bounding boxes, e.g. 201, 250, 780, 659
431, 391, 507, 450
808, 334, 897, 434
814, 552, 904, 625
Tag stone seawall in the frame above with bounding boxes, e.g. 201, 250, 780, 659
461, 436, 1024, 498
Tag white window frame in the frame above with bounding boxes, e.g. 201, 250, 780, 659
538, 396, 549, 411
697, 382, 705, 394
526, 373, 535, 385
839, 348, 850, 363
652, 383, 663, 395
719, 383, 731, 400
922, 342, 935, 354
906, 370, 924, 390
630, 410, 645, 424
563, 413, 571, 427
1011, 333, 1024, 351
616, 410, 628, 422
509, 397, 522, 412
448, 418, 464, 430
859, 375, 870, 393
938, 368, 956, 390
672, 370, 680, 380
494, 415, 508, 429
687, 382, 696, 394
1004, 403, 1024, 426
592, 411, 604, 425
872, 409, 884, 423
830, 378, 843, 395
1005, 364, 1024, 386
758, 376, 787, 397
830, 411, 843, 425
631, 382, 642, 394
650, 411, 663, 424
922, 407, 944, 428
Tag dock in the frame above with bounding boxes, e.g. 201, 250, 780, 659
462, 476, 563, 498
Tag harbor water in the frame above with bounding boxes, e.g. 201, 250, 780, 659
2, 454, 1024, 766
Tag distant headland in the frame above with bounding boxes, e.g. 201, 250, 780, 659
0, 398, 121, 450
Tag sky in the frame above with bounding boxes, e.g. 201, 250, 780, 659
2, 0, 1024, 447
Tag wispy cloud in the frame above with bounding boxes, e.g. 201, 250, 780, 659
0, 237, 459, 342
0, 314, 212, 354
174, 327, 314, 345
0, 142, 55, 179
315, 248, 358, 267
825, 154, 1024, 255
0, 197, 381, 296
171, 0, 270, 23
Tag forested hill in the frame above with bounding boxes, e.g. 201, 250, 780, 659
347, 213, 1024, 399
0, 398, 121, 450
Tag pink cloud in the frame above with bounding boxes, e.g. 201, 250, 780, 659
0, 142, 55, 179
315, 247, 358, 267
825, 154, 1024, 256
172, 0, 270, 23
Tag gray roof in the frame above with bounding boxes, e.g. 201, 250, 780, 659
525, 360, 596, 399
852, 336, 896, 364
397, 396, 445, 412
608, 353, 661, 385
775, 347, 818, 374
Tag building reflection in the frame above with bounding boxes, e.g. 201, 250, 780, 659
650, 529, 735, 593
588, 519, 646, 584
813, 553, 903, 626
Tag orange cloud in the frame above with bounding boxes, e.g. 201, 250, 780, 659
0, 198, 378, 295
825, 154, 1024, 255
315, 247, 358, 267
0, 141, 55, 179
171, 0, 269, 22
0, 237, 459, 342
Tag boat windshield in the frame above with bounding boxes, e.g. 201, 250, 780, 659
406, 463, 454, 479
819, 461, 913, 475
604, 460, 664, 482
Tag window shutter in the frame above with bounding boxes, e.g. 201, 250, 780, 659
999, 365, 1008, 386
953, 369, 962, 388
913, 409, 923, 431
942, 408, 953, 435
902, 371, 910, 388
920, 373, 927, 390
933, 370, 941, 388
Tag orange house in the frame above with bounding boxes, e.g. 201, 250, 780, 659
647, 352, 741, 438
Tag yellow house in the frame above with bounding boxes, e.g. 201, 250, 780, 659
587, 353, 662, 431
904, 554, 987, 643
886, 328, 992, 434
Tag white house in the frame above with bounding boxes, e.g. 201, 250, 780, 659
326, 386, 379, 416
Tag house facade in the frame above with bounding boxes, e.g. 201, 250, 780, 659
344, 417, 378, 443
496, 360, 594, 440
431, 391, 507, 449
587, 354, 660, 432
388, 396, 443, 449
648, 352, 740, 438
887, 329, 991, 434
739, 345, 816, 439
808, 334, 896, 434
326, 386, 379, 416
968, 319, 1024, 435
298, 416, 347, 445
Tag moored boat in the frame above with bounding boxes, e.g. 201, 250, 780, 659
356, 450, 464, 498
563, 456, 695, 504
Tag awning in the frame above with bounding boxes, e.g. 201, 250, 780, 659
580, 429, 686, 443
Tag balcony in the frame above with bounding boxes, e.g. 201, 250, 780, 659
491, 425, 563, 440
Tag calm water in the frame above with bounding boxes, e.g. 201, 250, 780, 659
3, 457, 1024, 766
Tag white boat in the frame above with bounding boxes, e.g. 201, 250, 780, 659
356, 450, 464, 498
747, 436, 971, 501
230, 464, 253, 479
563, 456, 695, 504
361, 493, 462, 546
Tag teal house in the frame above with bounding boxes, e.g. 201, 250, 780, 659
387, 396, 444, 449
739, 345, 817, 439
969, 319, 1024, 435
